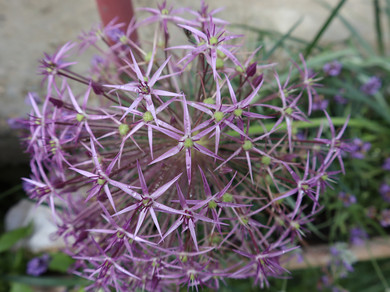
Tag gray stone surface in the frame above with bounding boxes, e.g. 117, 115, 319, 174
5, 199, 65, 252
0, 0, 99, 129
1, 0, 388, 161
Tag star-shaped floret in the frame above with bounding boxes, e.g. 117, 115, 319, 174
149, 96, 222, 184
112, 161, 183, 239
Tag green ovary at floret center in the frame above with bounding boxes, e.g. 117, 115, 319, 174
242, 140, 253, 151
143, 111, 153, 122
234, 108, 243, 117
184, 138, 194, 148
214, 111, 224, 122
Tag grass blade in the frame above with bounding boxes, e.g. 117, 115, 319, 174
264, 17, 303, 59
304, 0, 348, 57
231, 24, 310, 45
374, 0, 385, 55
316, 0, 375, 55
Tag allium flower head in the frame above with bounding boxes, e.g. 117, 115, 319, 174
17, 2, 347, 291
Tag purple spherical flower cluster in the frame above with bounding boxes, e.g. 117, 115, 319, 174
17, 2, 347, 291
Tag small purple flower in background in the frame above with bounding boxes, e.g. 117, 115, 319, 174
360, 76, 381, 95
349, 138, 371, 159
24, 92, 42, 106
91, 54, 105, 69
380, 209, 390, 227
331, 287, 349, 292
338, 192, 356, 207
329, 243, 356, 279
26, 254, 51, 276
319, 274, 332, 288
7, 117, 27, 130
312, 95, 329, 111
365, 206, 377, 219
382, 157, 390, 171
380, 183, 390, 203
349, 227, 368, 246
105, 27, 125, 43
323, 60, 342, 76
334, 94, 348, 105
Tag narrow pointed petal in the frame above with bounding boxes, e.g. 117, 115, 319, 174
149, 207, 163, 238
104, 184, 117, 212
67, 85, 83, 113
148, 126, 154, 159
134, 208, 148, 237
129, 50, 144, 81
176, 183, 188, 208
152, 201, 187, 216
186, 148, 192, 184
151, 173, 182, 199
160, 218, 183, 243
188, 219, 199, 251
152, 89, 182, 97
245, 151, 254, 184
215, 147, 242, 171
181, 95, 192, 135
198, 166, 212, 198
137, 160, 149, 195
149, 144, 183, 165
149, 56, 171, 86
113, 203, 139, 216
225, 77, 237, 104
177, 24, 207, 41
89, 138, 103, 172
194, 143, 223, 161
108, 179, 142, 200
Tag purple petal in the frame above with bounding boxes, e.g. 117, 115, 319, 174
151, 173, 182, 199
149, 144, 183, 165
137, 160, 149, 195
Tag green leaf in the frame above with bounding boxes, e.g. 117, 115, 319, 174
227, 117, 388, 137
374, 0, 385, 55
48, 252, 75, 273
9, 282, 34, 292
1, 275, 89, 287
0, 224, 33, 253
